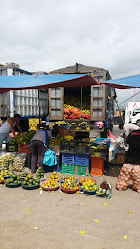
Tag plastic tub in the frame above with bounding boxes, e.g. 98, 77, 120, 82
80, 186, 99, 195
61, 186, 79, 194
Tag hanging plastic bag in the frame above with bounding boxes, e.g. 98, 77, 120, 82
108, 130, 116, 140
43, 149, 58, 166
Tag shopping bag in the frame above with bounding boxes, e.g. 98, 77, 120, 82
43, 149, 58, 166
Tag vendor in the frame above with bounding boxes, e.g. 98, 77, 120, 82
119, 123, 139, 137
0, 114, 22, 152
30, 128, 53, 174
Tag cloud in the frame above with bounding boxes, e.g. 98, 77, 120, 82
0, 0, 140, 105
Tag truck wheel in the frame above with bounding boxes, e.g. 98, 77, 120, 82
136, 120, 140, 127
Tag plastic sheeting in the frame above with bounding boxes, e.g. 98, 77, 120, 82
0, 73, 139, 93
0, 74, 98, 93
104, 74, 140, 89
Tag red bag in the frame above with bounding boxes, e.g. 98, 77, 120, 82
108, 130, 116, 140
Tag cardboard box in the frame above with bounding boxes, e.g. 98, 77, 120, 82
58, 128, 75, 137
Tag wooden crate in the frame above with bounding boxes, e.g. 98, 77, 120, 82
18, 144, 31, 154
116, 151, 127, 164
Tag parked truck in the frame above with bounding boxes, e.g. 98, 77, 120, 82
125, 102, 140, 126
48, 63, 115, 123
0, 63, 49, 119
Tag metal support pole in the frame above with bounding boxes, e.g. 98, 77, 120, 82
38, 89, 40, 126
81, 86, 83, 112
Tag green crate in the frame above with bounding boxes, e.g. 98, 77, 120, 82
74, 165, 89, 176
62, 163, 75, 174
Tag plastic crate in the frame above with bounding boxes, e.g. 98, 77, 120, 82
90, 156, 104, 176
90, 151, 106, 157
6, 143, 18, 152
94, 138, 111, 149
75, 154, 89, 166
62, 163, 75, 174
18, 144, 31, 154
62, 153, 74, 164
75, 165, 89, 176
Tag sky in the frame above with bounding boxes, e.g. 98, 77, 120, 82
0, 0, 140, 106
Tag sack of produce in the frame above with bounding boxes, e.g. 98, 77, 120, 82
131, 165, 140, 193
116, 164, 140, 193
10, 154, 26, 172
0, 152, 14, 170
116, 164, 132, 191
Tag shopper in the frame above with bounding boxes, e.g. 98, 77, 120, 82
119, 123, 139, 137
0, 114, 22, 152
107, 110, 113, 132
30, 128, 52, 173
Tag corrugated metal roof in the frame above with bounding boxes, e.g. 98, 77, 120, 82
49, 63, 111, 80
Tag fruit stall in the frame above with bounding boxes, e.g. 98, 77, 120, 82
4, 128, 111, 176
49, 133, 111, 177
0, 134, 139, 195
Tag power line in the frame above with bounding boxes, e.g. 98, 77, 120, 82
119, 90, 140, 106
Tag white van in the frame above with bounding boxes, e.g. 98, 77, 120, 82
130, 107, 140, 126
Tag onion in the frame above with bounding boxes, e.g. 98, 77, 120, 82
117, 163, 140, 192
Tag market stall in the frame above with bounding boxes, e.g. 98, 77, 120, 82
0, 73, 139, 195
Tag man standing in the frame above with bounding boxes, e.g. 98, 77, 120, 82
0, 114, 22, 152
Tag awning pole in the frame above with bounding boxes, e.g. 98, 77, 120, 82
81, 86, 83, 112
38, 89, 40, 126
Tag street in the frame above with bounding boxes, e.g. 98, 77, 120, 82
112, 124, 122, 138
0, 172, 140, 249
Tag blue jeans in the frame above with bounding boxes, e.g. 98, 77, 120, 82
0, 133, 10, 152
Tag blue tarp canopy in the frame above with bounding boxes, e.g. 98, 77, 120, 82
0, 74, 98, 93
0, 73, 139, 93
104, 74, 140, 89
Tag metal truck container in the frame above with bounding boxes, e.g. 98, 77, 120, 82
48, 85, 115, 121
0, 63, 49, 118
48, 63, 115, 122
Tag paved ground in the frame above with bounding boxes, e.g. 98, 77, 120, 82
112, 124, 122, 138
0, 126, 139, 249
0, 170, 140, 249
